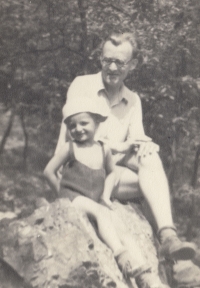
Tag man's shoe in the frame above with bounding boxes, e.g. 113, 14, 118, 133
159, 235, 196, 260
135, 271, 170, 288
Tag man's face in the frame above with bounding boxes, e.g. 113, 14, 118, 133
101, 41, 136, 88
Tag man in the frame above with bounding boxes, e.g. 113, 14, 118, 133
56, 32, 198, 285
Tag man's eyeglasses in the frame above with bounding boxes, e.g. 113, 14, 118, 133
100, 57, 132, 68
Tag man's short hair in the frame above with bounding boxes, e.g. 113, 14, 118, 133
103, 32, 138, 58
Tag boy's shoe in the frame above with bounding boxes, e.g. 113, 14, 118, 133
159, 235, 196, 260
135, 271, 170, 288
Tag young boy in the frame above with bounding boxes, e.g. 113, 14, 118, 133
44, 96, 169, 288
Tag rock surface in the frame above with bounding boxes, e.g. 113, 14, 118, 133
0, 198, 168, 288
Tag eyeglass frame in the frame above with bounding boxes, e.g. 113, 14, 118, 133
100, 56, 133, 68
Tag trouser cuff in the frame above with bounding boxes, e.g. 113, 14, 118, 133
157, 226, 177, 238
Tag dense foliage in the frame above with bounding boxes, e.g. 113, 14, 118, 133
0, 0, 200, 239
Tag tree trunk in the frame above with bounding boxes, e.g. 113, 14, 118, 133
77, 0, 88, 74
19, 108, 29, 171
186, 145, 200, 241
0, 108, 15, 156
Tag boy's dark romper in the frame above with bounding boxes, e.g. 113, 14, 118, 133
59, 140, 106, 202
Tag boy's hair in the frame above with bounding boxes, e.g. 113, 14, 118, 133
102, 32, 138, 58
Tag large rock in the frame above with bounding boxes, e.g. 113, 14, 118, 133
171, 260, 200, 288
0, 198, 168, 288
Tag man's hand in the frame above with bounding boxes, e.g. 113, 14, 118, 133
135, 141, 160, 158
98, 137, 137, 154
98, 137, 159, 157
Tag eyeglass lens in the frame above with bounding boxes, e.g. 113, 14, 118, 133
102, 58, 131, 67
102, 58, 125, 67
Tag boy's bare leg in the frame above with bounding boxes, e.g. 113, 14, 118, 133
73, 196, 125, 255
72, 196, 149, 279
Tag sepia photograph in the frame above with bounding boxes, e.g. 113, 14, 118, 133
0, 0, 200, 287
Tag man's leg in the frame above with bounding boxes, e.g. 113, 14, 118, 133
114, 153, 174, 229
114, 152, 196, 260
114, 155, 174, 231
114, 166, 141, 200
134, 153, 174, 230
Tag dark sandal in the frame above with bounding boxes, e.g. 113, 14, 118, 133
115, 250, 150, 278
135, 271, 170, 288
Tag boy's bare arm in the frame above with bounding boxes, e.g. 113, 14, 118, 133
55, 121, 67, 155
44, 143, 69, 195
100, 145, 116, 208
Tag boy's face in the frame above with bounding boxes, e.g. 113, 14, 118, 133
67, 112, 98, 143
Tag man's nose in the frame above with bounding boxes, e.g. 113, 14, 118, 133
108, 61, 118, 71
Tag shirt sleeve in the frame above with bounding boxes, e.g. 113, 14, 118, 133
127, 96, 151, 141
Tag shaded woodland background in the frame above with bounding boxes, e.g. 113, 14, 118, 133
0, 0, 200, 246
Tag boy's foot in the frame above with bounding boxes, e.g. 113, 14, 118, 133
115, 250, 150, 278
159, 235, 196, 260
135, 271, 170, 288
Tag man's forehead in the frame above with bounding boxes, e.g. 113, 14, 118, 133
102, 41, 133, 58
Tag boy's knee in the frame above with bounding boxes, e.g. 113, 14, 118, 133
95, 205, 109, 219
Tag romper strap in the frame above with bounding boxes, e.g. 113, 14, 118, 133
98, 141, 106, 169
68, 140, 76, 161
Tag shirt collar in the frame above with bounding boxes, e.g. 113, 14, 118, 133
95, 71, 105, 92
95, 72, 128, 106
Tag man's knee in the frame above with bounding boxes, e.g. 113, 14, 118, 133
139, 152, 164, 169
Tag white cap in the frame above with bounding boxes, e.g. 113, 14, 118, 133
62, 96, 110, 123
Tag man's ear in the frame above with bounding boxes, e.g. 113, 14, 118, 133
129, 59, 138, 71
